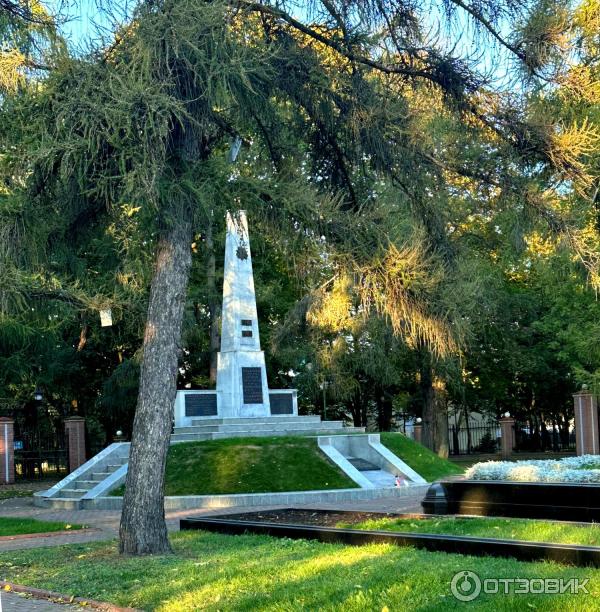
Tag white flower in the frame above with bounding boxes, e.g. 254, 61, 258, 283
465, 455, 600, 483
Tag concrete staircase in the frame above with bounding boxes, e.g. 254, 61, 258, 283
318, 434, 428, 489
171, 416, 365, 443
34, 442, 130, 509
35, 417, 364, 508
347, 456, 397, 488
58, 454, 129, 499
347, 457, 379, 471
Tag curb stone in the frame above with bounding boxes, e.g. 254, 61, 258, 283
0, 582, 141, 611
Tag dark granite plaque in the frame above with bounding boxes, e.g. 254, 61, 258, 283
241, 330, 253, 338
241, 319, 252, 326
185, 392, 218, 417
270, 392, 294, 415
242, 367, 263, 404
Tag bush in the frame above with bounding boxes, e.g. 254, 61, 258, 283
466, 455, 600, 483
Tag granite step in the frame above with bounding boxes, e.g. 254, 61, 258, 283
347, 457, 380, 471
58, 489, 88, 498
174, 422, 345, 435
170, 427, 365, 442
189, 416, 323, 426
90, 472, 112, 481
71, 480, 99, 490
361, 469, 397, 488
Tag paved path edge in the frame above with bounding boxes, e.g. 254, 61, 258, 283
0, 582, 141, 611
0, 528, 99, 543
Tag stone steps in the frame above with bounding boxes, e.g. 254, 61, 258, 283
55, 451, 130, 500
347, 457, 380, 471
59, 489, 88, 498
90, 471, 112, 481
174, 420, 345, 435
170, 426, 365, 443
361, 469, 397, 488
190, 415, 323, 426
74, 480, 100, 490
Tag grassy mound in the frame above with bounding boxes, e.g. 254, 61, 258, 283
380, 432, 463, 482
116, 436, 357, 496
0, 517, 83, 537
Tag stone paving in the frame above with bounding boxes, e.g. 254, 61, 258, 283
0, 590, 82, 611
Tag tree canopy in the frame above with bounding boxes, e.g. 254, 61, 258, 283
1, 0, 599, 553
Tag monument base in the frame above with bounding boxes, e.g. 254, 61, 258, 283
174, 389, 298, 429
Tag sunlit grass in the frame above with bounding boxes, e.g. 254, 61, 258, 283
0, 517, 83, 537
380, 432, 463, 481
339, 516, 600, 546
0, 531, 598, 610
113, 436, 357, 496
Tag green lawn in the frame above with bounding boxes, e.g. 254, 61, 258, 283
115, 436, 357, 496
340, 515, 600, 546
0, 490, 34, 501
380, 432, 464, 481
0, 517, 83, 537
0, 531, 598, 610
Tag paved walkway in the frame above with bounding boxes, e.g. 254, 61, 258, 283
0, 590, 81, 610
0, 490, 426, 552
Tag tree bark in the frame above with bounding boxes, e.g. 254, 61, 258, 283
119, 213, 193, 555
420, 352, 435, 450
205, 216, 221, 386
434, 392, 449, 458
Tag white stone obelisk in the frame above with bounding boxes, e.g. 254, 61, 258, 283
216, 211, 271, 417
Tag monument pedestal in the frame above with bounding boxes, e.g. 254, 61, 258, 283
174, 210, 299, 428
217, 351, 271, 418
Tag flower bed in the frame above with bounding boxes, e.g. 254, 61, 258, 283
465, 455, 600, 483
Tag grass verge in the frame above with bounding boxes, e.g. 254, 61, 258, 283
0, 531, 598, 610
0, 517, 83, 537
380, 433, 463, 481
0, 490, 34, 501
339, 515, 600, 546
114, 436, 357, 496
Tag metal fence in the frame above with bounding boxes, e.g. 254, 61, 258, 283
449, 422, 500, 455
13, 427, 69, 480
513, 421, 576, 452
0, 400, 70, 480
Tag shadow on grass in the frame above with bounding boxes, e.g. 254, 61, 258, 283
0, 531, 598, 611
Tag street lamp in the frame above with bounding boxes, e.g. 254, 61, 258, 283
33, 387, 43, 402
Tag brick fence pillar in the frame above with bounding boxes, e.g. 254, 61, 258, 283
0, 417, 15, 484
573, 388, 600, 456
413, 420, 423, 444
64, 416, 86, 473
500, 416, 515, 460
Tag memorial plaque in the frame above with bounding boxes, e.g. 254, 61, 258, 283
270, 392, 294, 415
241, 319, 252, 326
242, 367, 263, 404
185, 393, 218, 417
241, 330, 253, 338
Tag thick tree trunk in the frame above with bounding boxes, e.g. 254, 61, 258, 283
419, 350, 448, 456
205, 217, 221, 386
434, 392, 449, 458
420, 353, 435, 450
119, 213, 193, 555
